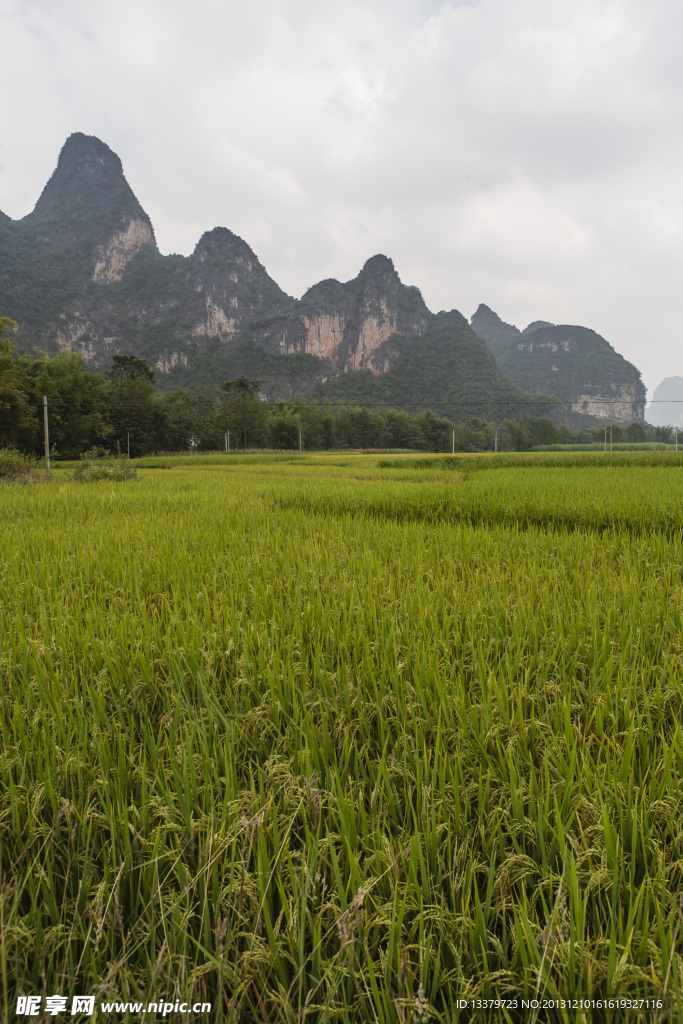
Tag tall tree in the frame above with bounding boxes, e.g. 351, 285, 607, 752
219, 377, 264, 448
0, 315, 39, 451
154, 390, 194, 451
187, 384, 222, 450
31, 351, 111, 458
106, 354, 156, 456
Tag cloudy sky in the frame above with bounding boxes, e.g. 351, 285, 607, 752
2, 0, 682, 394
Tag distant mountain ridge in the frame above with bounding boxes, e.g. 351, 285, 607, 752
0, 134, 431, 381
646, 377, 683, 428
316, 309, 562, 422
0, 133, 640, 424
470, 304, 645, 424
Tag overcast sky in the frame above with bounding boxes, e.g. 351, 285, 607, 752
2, 0, 683, 395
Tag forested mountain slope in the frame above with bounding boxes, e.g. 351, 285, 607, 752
0, 134, 640, 423
470, 304, 645, 424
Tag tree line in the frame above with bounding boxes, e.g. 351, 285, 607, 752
0, 342, 459, 457
0, 321, 674, 457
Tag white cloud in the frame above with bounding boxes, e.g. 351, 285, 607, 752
2, 0, 683, 392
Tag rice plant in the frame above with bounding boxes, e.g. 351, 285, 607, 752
1, 455, 683, 1022
71, 447, 138, 482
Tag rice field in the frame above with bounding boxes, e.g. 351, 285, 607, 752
2, 452, 683, 1022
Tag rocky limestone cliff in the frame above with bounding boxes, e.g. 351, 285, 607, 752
32, 133, 150, 223
93, 219, 155, 283
470, 304, 645, 424
0, 134, 429, 394
0, 133, 646, 421
298, 255, 430, 373
185, 227, 296, 343
317, 309, 561, 423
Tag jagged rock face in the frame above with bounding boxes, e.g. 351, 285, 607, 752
0, 134, 430, 393
0, 134, 646, 417
93, 219, 155, 282
471, 304, 645, 424
298, 255, 431, 373
0, 133, 162, 365
185, 228, 296, 341
570, 389, 644, 422
33, 133, 148, 221
30, 133, 157, 272
155, 351, 189, 374
318, 308, 562, 423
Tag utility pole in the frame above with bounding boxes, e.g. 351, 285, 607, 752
610, 425, 613, 453
676, 427, 678, 452
494, 428, 498, 453
228, 430, 230, 451
452, 427, 455, 454
43, 396, 51, 480
604, 425, 607, 452
224, 432, 228, 452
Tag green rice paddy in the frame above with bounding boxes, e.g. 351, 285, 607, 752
2, 452, 683, 1021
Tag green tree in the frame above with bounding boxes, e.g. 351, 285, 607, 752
346, 408, 389, 449
31, 351, 111, 458
183, 384, 222, 450
654, 425, 675, 444
106, 354, 156, 456
154, 390, 195, 451
503, 419, 532, 451
385, 411, 426, 450
0, 315, 40, 451
453, 417, 494, 452
266, 406, 301, 449
626, 421, 647, 443
528, 418, 559, 447
219, 377, 265, 448
416, 410, 452, 452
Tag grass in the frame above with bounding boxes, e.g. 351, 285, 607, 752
71, 448, 138, 483
378, 450, 683, 470
0, 447, 38, 482
1, 454, 683, 1021
532, 443, 677, 452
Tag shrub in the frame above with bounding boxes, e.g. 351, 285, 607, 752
0, 447, 38, 482
71, 448, 138, 482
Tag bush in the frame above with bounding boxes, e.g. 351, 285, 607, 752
71, 448, 138, 482
0, 448, 38, 482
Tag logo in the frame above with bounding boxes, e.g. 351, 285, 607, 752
16, 997, 41, 1016
71, 997, 95, 1015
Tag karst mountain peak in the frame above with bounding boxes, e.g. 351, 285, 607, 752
29, 132, 154, 237
0, 133, 645, 423
470, 303, 645, 423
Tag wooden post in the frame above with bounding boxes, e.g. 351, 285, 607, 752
43, 396, 51, 480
